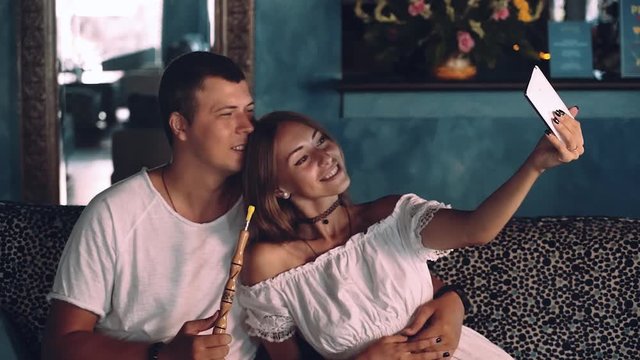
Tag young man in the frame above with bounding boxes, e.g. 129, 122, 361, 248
43, 51, 467, 360
43, 52, 256, 360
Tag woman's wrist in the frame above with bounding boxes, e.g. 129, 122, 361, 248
523, 154, 546, 176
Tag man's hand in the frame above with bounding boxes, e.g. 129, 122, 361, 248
160, 312, 232, 360
399, 291, 465, 358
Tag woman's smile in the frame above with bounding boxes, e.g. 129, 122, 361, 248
319, 164, 341, 182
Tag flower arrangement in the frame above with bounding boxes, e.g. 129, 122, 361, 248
354, 0, 546, 79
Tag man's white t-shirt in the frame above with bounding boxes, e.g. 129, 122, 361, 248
48, 169, 257, 360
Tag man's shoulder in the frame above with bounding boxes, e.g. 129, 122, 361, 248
77, 170, 157, 225
89, 171, 154, 208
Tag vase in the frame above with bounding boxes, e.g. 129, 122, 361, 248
434, 53, 477, 81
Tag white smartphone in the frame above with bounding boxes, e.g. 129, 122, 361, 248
524, 65, 571, 145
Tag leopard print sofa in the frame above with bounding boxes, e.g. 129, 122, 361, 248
0, 201, 638, 359
431, 217, 639, 360
0, 202, 84, 359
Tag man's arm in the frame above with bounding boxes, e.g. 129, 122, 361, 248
42, 300, 149, 360
260, 338, 302, 360
42, 300, 231, 360
399, 275, 465, 356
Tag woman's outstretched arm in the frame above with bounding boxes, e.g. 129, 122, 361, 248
422, 107, 583, 250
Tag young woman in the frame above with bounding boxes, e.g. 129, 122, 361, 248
238, 109, 584, 359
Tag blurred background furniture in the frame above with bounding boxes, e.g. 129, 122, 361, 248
62, 84, 107, 146
110, 92, 170, 184
110, 127, 171, 184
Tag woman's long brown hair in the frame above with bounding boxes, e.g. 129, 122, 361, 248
242, 111, 346, 243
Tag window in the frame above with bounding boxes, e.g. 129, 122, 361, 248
57, 0, 163, 73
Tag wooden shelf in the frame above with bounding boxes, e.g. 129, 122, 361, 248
338, 80, 640, 92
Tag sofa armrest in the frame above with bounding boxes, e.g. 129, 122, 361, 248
0, 309, 27, 360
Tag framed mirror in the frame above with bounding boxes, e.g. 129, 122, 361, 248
17, 0, 254, 204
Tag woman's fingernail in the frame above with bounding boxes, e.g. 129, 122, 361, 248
553, 117, 560, 124
572, 105, 580, 110
436, 337, 442, 343
443, 351, 450, 357
545, 129, 552, 135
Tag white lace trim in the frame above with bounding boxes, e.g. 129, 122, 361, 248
409, 196, 453, 261
247, 314, 296, 343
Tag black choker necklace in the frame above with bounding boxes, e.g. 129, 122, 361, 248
301, 197, 343, 225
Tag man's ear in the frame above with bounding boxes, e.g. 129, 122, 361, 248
169, 112, 189, 142
274, 188, 291, 200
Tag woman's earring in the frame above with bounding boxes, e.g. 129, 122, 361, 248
275, 188, 291, 199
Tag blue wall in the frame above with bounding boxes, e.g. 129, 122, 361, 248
0, 0, 20, 201
255, 2, 640, 217
341, 91, 640, 217
254, 0, 341, 123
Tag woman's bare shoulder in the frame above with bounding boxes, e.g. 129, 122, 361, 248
355, 194, 403, 226
241, 240, 303, 286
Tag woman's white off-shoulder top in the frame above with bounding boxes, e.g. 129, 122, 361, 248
237, 194, 451, 359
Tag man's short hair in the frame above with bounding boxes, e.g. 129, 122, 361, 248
158, 51, 246, 145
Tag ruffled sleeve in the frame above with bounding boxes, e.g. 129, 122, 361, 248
395, 193, 453, 261
237, 282, 296, 343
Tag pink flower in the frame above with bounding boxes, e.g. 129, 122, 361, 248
408, 0, 426, 17
492, 7, 510, 21
457, 31, 475, 53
